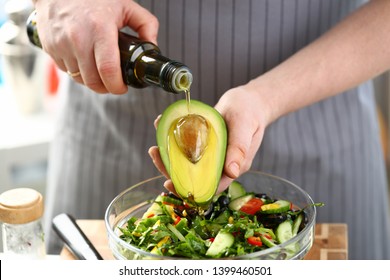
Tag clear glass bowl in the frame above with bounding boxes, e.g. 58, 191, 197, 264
104, 170, 316, 260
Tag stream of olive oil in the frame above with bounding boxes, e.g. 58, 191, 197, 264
184, 89, 191, 114
172, 88, 211, 211
183, 89, 194, 203
184, 89, 202, 210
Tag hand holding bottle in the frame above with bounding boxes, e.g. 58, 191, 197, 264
32, 0, 159, 94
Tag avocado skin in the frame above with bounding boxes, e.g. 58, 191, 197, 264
156, 99, 227, 206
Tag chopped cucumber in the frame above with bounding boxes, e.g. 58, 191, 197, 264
275, 220, 293, 244
260, 234, 277, 248
228, 194, 254, 211
228, 181, 246, 200
292, 213, 304, 236
142, 195, 164, 219
160, 195, 183, 205
144, 215, 172, 227
260, 200, 291, 214
162, 203, 175, 217
214, 210, 231, 224
205, 223, 223, 237
257, 227, 276, 240
205, 231, 235, 257
175, 218, 189, 236
167, 223, 186, 242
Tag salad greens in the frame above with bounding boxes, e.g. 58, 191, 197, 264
119, 181, 323, 259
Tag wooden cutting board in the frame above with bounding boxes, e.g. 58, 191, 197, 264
59, 220, 348, 260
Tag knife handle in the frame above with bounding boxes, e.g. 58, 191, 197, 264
52, 213, 103, 260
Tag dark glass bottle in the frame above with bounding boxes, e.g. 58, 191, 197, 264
26, 11, 192, 94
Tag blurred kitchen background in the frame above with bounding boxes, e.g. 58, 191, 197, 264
0, 0, 61, 196
0, 0, 64, 251
1, 0, 390, 252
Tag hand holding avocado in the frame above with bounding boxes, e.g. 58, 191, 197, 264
150, 99, 227, 206
214, 86, 269, 188
149, 85, 270, 204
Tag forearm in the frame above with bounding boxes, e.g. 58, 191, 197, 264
247, 0, 390, 125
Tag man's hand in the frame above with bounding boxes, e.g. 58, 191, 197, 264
34, 0, 159, 94
214, 86, 268, 193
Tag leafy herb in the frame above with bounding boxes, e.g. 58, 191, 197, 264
118, 187, 323, 259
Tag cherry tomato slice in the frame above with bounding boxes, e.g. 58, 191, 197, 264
247, 236, 263, 246
240, 198, 264, 215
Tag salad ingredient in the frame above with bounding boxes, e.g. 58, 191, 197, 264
239, 198, 264, 215
247, 236, 263, 247
292, 213, 304, 236
275, 220, 293, 244
257, 213, 289, 228
227, 181, 246, 200
156, 99, 227, 207
151, 236, 171, 255
141, 195, 164, 219
205, 231, 235, 257
260, 200, 291, 214
228, 194, 255, 211
160, 194, 183, 206
259, 234, 277, 248
119, 180, 319, 259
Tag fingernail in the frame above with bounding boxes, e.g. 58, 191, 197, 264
163, 180, 170, 188
148, 148, 155, 160
228, 162, 240, 178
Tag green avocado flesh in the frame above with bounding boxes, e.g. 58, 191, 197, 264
157, 99, 227, 207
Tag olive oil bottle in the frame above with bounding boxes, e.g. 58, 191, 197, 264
26, 11, 192, 94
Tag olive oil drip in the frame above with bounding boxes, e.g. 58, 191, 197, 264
171, 84, 210, 208
184, 89, 191, 114
186, 193, 207, 213
184, 89, 193, 204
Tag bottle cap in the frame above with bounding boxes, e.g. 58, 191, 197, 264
0, 188, 44, 224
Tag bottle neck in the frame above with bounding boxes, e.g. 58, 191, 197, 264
135, 52, 193, 93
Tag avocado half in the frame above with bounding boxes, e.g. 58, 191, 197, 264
157, 99, 227, 207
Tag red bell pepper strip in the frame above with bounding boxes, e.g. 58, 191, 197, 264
173, 215, 181, 225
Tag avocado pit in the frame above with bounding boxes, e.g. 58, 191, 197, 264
173, 114, 210, 163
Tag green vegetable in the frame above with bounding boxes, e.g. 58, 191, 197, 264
260, 234, 277, 248
205, 231, 235, 257
228, 194, 255, 211
175, 218, 189, 235
260, 200, 291, 214
160, 195, 183, 206
292, 213, 304, 236
157, 99, 227, 206
275, 220, 293, 244
228, 181, 246, 200
118, 180, 322, 259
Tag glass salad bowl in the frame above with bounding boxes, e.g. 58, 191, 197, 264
104, 170, 317, 260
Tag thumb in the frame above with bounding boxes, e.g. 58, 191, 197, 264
123, 2, 159, 44
224, 122, 252, 179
